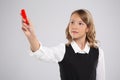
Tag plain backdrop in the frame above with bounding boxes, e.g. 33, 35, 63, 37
0, 0, 120, 80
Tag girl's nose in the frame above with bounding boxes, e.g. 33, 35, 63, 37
72, 22, 78, 28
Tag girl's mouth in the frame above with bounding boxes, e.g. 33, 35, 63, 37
72, 31, 79, 34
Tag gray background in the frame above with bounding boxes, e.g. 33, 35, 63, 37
0, 0, 120, 80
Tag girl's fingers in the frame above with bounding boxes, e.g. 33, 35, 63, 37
27, 18, 31, 24
22, 22, 32, 32
22, 18, 30, 28
21, 17, 34, 34
22, 26, 27, 31
22, 22, 29, 28
21, 18, 26, 23
21, 17, 30, 26
27, 18, 33, 26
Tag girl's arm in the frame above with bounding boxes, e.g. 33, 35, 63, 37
21, 18, 65, 62
21, 18, 40, 52
96, 48, 105, 80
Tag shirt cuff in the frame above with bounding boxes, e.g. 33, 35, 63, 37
28, 44, 45, 58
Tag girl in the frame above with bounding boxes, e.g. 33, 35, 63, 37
21, 9, 105, 80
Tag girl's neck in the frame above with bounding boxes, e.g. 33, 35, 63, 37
74, 38, 86, 50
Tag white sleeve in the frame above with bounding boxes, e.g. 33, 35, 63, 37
29, 43, 65, 63
96, 47, 105, 80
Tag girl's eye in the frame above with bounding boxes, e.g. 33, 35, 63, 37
79, 22, 84, 25
70, 21, 74, 24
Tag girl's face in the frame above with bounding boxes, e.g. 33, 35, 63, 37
69, 13, 88, 40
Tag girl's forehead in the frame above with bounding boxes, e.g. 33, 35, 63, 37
70, 13, 82, 21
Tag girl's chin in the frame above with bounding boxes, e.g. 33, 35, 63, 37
72, 37, 81, 40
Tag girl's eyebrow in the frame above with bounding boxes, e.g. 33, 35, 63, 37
78, 21, 84, 23
70, 19, 74, 21
70, 19, 83, 22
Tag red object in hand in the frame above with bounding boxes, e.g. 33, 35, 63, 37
21, 9, 29, 25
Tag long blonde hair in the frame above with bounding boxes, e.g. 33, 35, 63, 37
66, 9, 98, 48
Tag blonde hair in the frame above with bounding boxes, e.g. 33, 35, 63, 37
66, 9, 98, 48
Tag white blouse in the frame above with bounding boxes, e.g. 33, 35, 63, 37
29, 41, 105, 80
